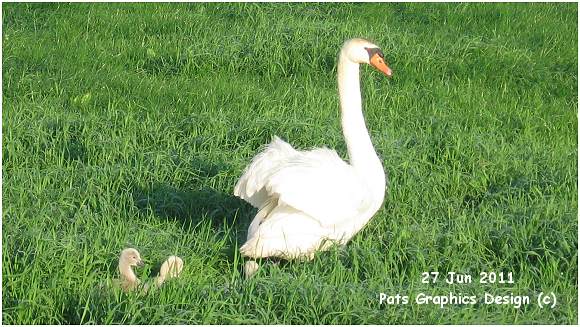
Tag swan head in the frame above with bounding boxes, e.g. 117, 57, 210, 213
341, 38, 392, 77
119, 248, 144, 268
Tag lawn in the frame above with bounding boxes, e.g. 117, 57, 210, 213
2, 2, 577, 324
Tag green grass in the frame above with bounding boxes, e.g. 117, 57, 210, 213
2, 2, 577, 324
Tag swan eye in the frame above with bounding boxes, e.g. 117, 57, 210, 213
365, 47, 386, 64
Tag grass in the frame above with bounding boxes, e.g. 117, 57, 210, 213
2, 2, 577, 324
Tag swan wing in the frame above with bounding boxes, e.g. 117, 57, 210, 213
234, 136, 298, 208
264, 147, 371, 227
235, 137, 372, 227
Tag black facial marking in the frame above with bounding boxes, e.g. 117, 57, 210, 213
365, 47, 384, 60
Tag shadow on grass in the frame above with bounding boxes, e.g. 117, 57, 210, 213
131, 182, 257, 264
132, 184, 253, 231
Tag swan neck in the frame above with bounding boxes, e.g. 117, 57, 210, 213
338, 54, 362, 120
337, 52, 379, 170
119, 263, 137, 283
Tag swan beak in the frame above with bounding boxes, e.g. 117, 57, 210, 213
370, 54, 393, 78
137, 260, 144, 267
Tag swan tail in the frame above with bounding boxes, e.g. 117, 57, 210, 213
240, 235, 320, 260
247, 198, 277, 239
239, 206, 325, 260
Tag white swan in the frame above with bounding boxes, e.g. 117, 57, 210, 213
112, 248, 184, 293
234, 38, 392, 275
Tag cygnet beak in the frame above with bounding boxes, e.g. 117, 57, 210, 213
136, 260, 145, 267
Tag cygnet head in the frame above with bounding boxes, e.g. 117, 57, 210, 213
341, 38, 392, 77
119, 248, 144, 268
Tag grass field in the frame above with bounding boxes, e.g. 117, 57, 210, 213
2, 2, 578, 324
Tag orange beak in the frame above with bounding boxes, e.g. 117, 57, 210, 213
370, 54, 393, 78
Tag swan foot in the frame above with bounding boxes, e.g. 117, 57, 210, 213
244, 260, 260, 279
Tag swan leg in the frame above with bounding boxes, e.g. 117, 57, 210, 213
244, 260, 260, 279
